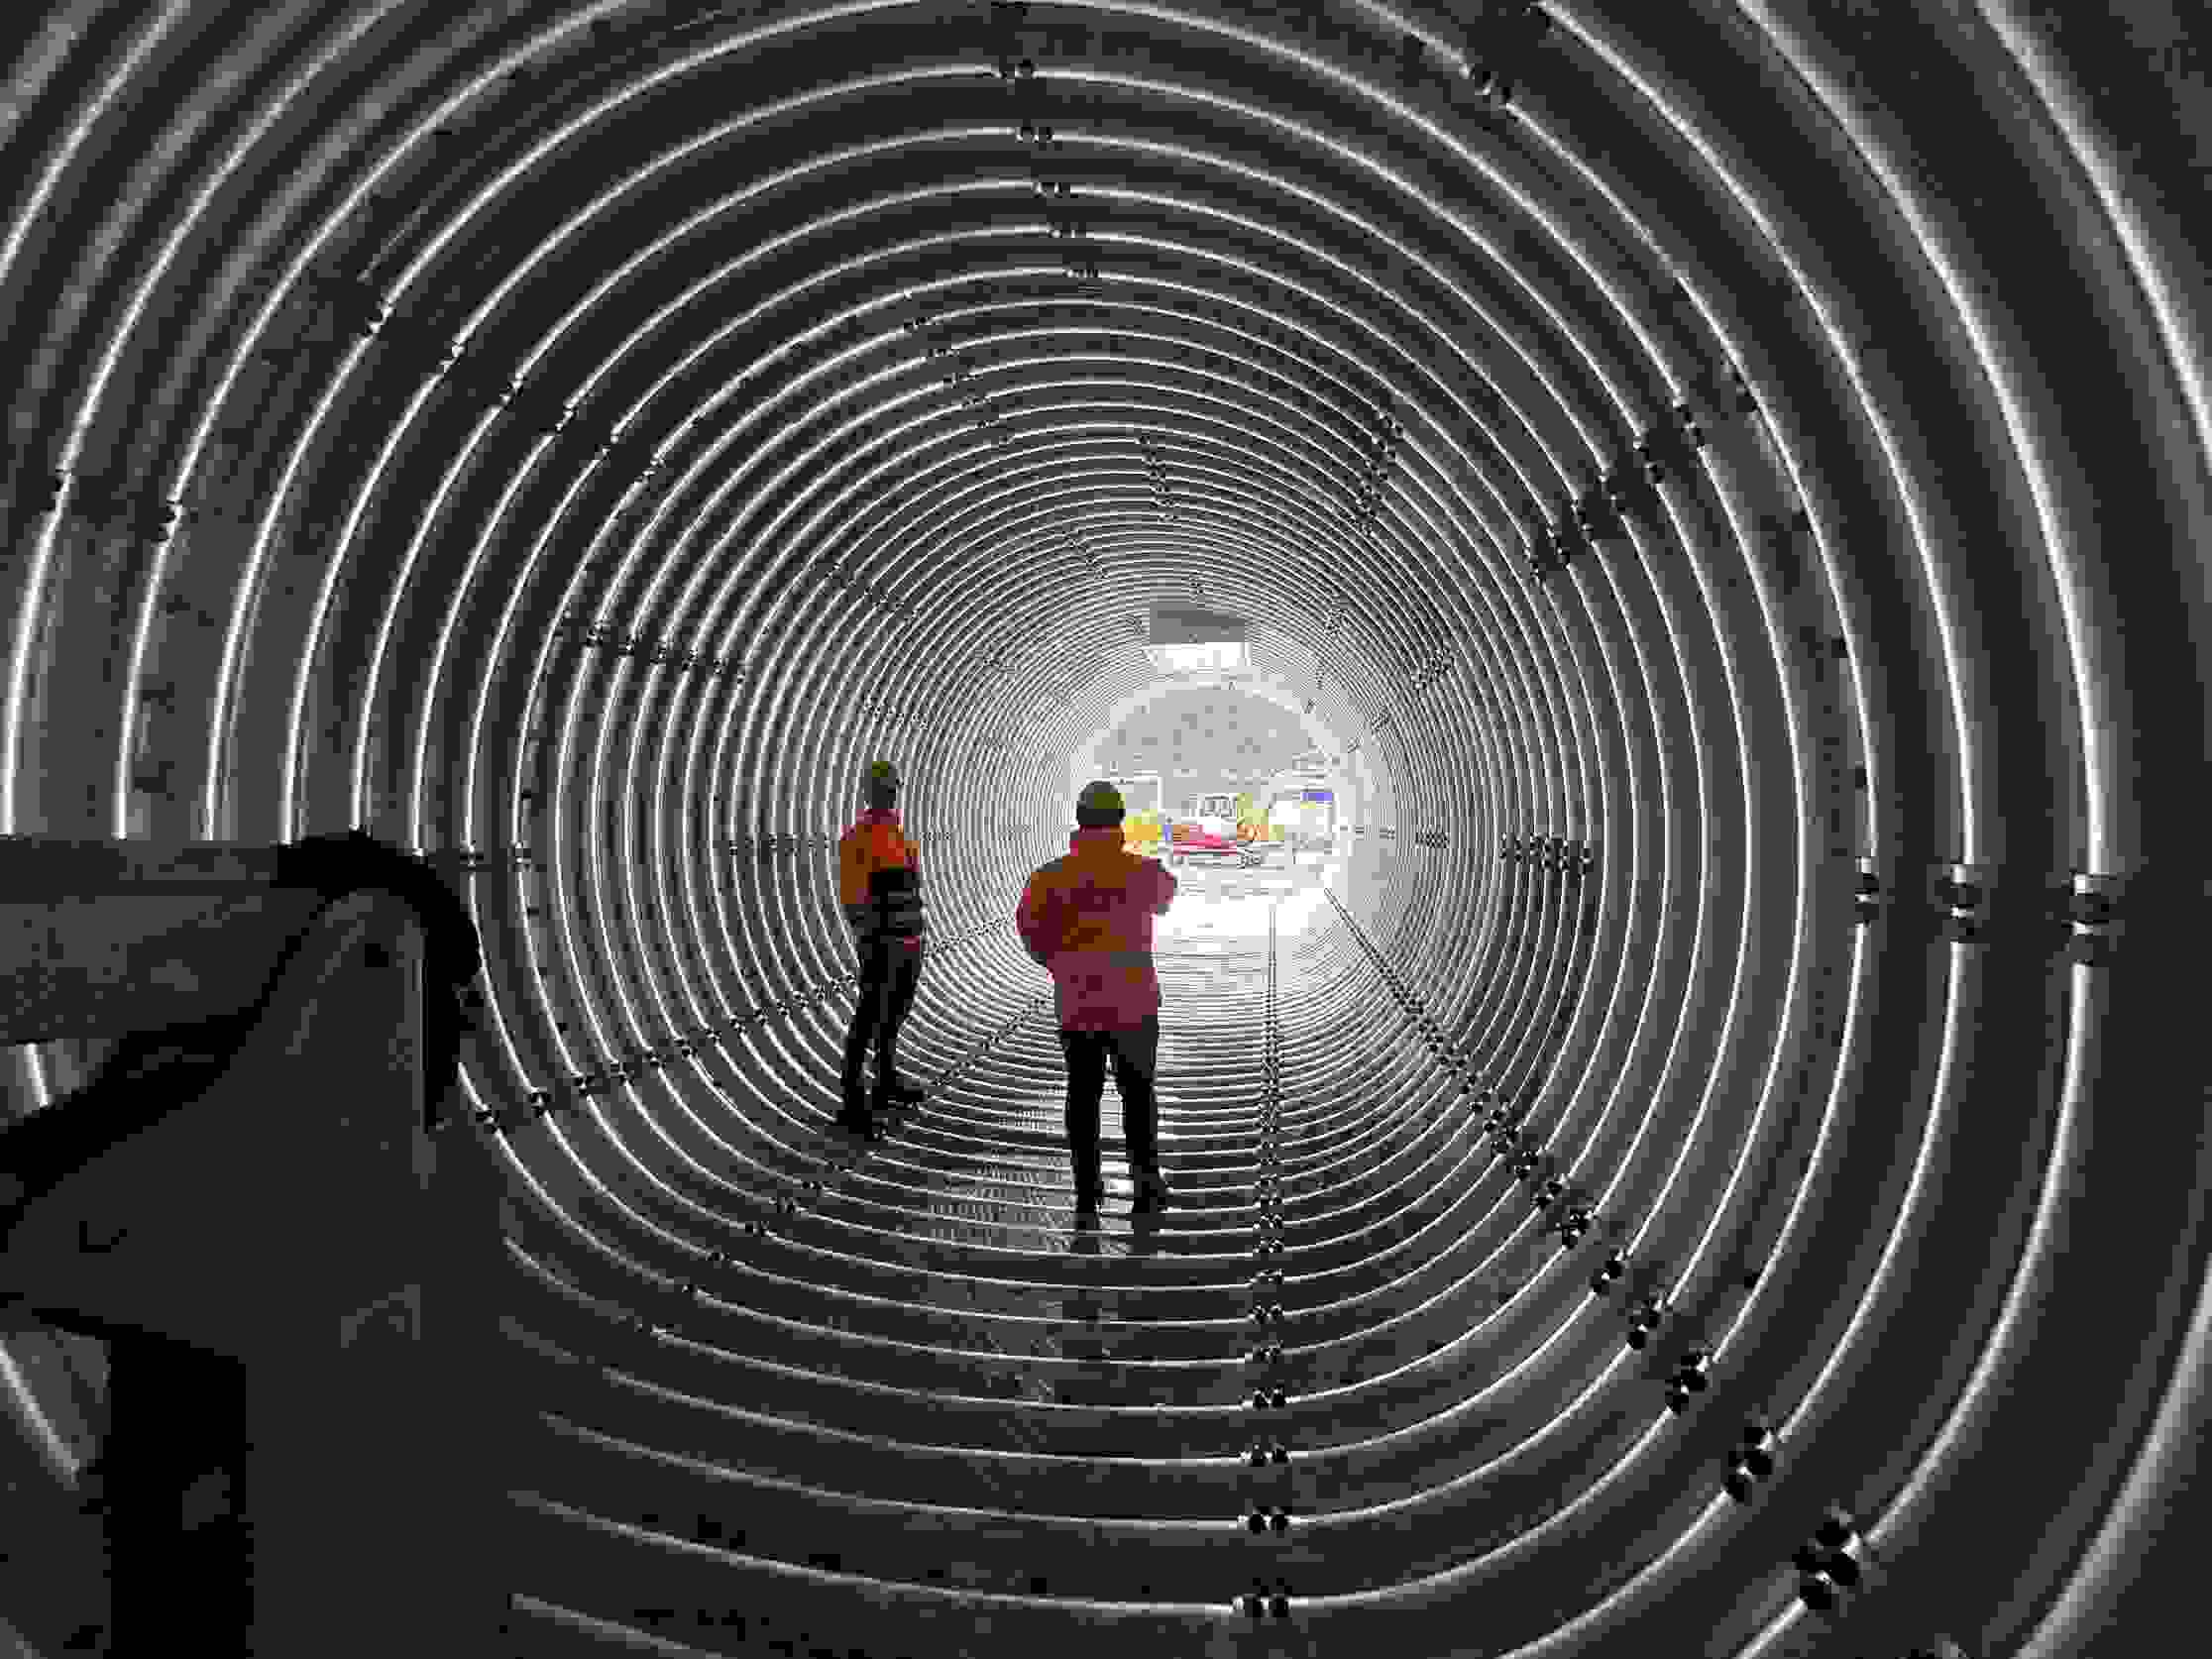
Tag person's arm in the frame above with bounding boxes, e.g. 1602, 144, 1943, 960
837, 834, 875, 946
1154, 863, 1177, 916
1016, 875, 1054, 967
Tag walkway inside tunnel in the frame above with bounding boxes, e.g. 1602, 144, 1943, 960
2, 5, 2209, 1659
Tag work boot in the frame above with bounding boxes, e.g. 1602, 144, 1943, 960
834, 1080, 879, 1139
1132, 1167, 1171, 1215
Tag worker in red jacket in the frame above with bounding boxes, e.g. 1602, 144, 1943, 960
1017, 780, 1178, 1217
835, 760, 928, 1135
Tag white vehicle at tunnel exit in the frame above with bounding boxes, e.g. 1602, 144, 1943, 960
1166, 792, 1243, 866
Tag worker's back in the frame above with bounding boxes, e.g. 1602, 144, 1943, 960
837, 807, 927, 950
1017, 828, 1176, 1030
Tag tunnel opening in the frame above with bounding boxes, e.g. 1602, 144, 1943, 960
1, 5, 2208, 1658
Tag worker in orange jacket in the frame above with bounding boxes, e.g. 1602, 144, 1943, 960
1017, 780, 1177, 1217
835, 760, 928, 1135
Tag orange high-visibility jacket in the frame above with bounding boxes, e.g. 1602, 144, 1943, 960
1017, 828, 1177, 1030
838, 809, 926, 951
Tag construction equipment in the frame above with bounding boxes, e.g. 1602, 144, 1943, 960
0, 830, 512, 1655
1165, 791, 1248, 866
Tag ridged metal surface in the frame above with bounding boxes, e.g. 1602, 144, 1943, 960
2, 5, 2208, 1658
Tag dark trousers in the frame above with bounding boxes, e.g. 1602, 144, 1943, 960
1058, 1015, 1161, 1186
843, 942, 923, 1096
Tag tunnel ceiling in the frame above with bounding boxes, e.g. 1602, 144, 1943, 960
3, 3, 2210, 1657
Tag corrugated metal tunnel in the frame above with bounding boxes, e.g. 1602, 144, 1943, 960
3, 4, 2209, 1657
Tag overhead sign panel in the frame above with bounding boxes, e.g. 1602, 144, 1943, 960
1103, 772, 1162, 813
1149, 603, 1248, 646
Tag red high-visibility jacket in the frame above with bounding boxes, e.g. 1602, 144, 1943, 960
837, 809, 926, 951
1017, 828, 1177, 1030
